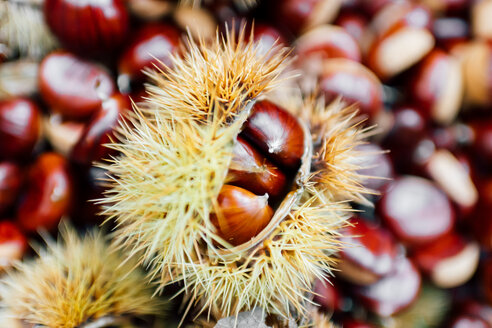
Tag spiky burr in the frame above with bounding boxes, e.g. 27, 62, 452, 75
99, 28, 372, 323
0, 224, 163, 328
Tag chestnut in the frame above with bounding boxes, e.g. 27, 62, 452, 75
44, 0, 129, 56
250, 24, 288, 58
241, 100, 304, 171
378, 176, 455, 247
211, 185, 273, 246
337, 217, 400, 285
274, 0, 342, 35
420, 0, 470, 14
295, 25, 362, 64
410, 50, 463, 125
0, 162, 22, 215
370, 2, 433, 37
353, 256, 421, 317
16, 153, 73, 233
0, 221, 27, 270
42, 115, 85, 158
319, 58, 383, 119
39, 51, 116, 120
117, 24, 181, 92
227, 137, 287, 200
0, 98, 41, 160
412, 232, 479, 288
71, 93, 131, 165
174, 5, 217, 42
128, 0, 173, 21
425, 149, 478, 210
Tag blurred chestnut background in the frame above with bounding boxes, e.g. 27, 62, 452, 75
2, 0, 492, 326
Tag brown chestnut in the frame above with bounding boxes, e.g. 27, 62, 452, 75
0, 221, 27, 270
451, 315, 491, 328
227, 137, 287, 200
410, 50, 463, 125
0, 98, 41, 160
16, 153, 73, 233
241, 100, 304, 171
337, 217, 399, 285
0, 162, 22, 215
313, 278, 345, 313
71, 93, 131, 165
117, 24, 181, 91
211, 185, 273, 246
379, 176, 455, 246
320, 58, 383, 119
412, 232, 479, 288
39, 51, 116, 120
353, 256, 421, 317
43, 115, 85, 158
44, 0, 129, 56
472, 0, 492, 41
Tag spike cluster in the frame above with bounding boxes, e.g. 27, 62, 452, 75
0, 224, 161, 328
100, 29, 371, 320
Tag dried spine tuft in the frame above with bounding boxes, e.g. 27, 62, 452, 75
0, 224, 161, 328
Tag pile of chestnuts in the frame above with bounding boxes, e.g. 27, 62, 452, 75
1, 0, 492, 327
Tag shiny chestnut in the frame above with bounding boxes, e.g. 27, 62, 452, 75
0, 162, 22, 215
0, 98, 41, 160
44, 0, 129, 56
71, 93, 131, 165
0, 221, 27, 270
337, 217, 399, 285
320, 59, 383, 119
211, 185, 273, 246
241, 100, 304, 171
379, 176, 455, 247
227, 137, 287, 200
117, 24, 181, 92
16, 153, 73, 233
39, 51, 115, 120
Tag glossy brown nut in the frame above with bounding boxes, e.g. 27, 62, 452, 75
451, 315, 491, 328
71, 94, 131, 165
379, 176, 455, 246
227, 137, 287, 200
0, 98, 41, 159
295, 25, 361, 64
320, 59, 383, 119
367, 25, 435, 80
0, 221, 27, 270
411, 50, 463, 125
313, 278, 344, 312
241, 100, 304, 171
462, 301, 492, 325
211, 185, 273, 246
128, 0, 174, 21
412, 232, 479, 288
43, 115, 85, 158
338, 217, 399, 285
0, 163, 22, 215
16, 153, 73, 233
117, 24, 181, 89
275, 0, 342, 35
174, 6, 217, 42
39, 51, 116, 120
250, 24, 287, 58
44, 0, 129, 56
425, 149, 478, 210
354, 256, 421, 317
420, 0, 470, 14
